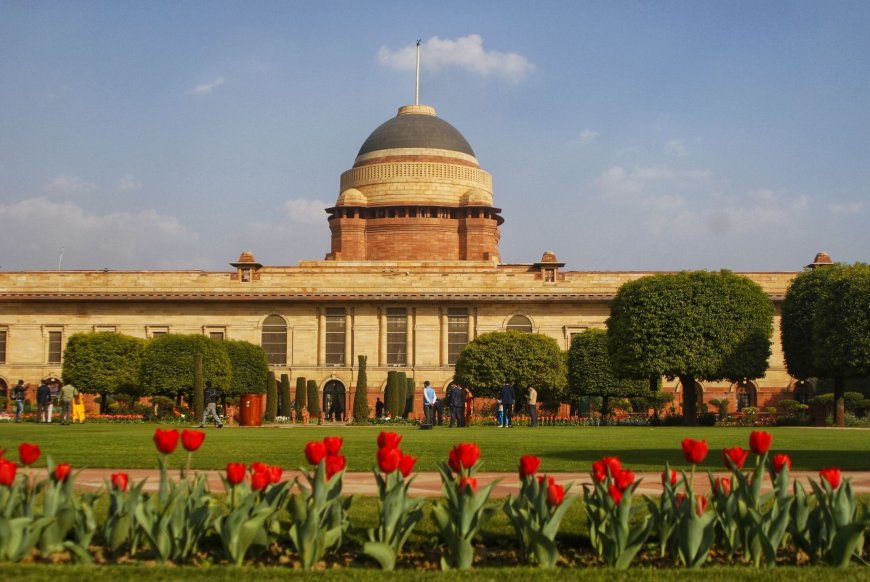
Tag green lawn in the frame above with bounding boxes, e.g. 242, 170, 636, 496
2, 423, 868, 472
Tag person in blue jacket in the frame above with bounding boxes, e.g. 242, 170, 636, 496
499, 383, 515, 428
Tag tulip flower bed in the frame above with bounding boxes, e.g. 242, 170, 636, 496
1, 429, 868, 573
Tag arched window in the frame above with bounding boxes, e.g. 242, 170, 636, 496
261, 315, 287, 366
506, 314, 532, 333
736, 381, 757, 411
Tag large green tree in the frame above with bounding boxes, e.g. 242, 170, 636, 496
223, 339, 269, 395
784, 263, 870, 426
140, 334, 232, 398
454, 331, 567, 399
607, 270, 774, 425
567, 329, 647, 420
62, 332, 145, 413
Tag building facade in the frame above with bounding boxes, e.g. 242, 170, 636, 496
0, 103, 808, 418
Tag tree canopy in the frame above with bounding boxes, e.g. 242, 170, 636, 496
223, 339, 269, 395
783, 263, 870, 426
567, 329, 648, 405
62, 332, 144, 396
454, 331, 567, 399
140, 334, 232, 396
607, 270, 774, 424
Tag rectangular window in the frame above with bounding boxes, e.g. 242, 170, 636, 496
47, 331, 62, 364
147, 325, 169, 338
0, 329, 6, 364
94, 325, 117, 333
386, 308, 407, 366
447, 308, 469, 365
209, 331, 225, 341
325, 308, 346, 365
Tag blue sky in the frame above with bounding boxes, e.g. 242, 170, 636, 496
1, 1, 868, 272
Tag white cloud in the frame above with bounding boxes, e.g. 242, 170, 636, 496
579, 129, 599, 144
283, 198, 329, 224
118, 174, 142, 192
190, 77, 226, 95
379, 35, 535, 83
0, 197, 199, 269
44, 175, 97, 195
830, 201, 865, 215
665, 139, 688, 157
594, 164, 711, 199
702, 189, 808, 235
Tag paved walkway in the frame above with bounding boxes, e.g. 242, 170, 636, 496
29, 468, 870, 497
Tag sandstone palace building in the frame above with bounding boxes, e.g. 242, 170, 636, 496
0, 102, 814, 417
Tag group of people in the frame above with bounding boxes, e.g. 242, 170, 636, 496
9, 378, 80, 424
495, 384, 538, 428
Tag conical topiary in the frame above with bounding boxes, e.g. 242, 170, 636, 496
404, 377, 415, 419
295, 377, 307, 421
265, 371, 278, 422
353, 354, 369, 422
280, 374, 292, 417
307, 379, 320, 418
396, 372, 407, 419
385, 371, 399, 418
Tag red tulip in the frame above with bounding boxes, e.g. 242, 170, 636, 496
518, 455, 541, 478
325, 454, 346, 480
153, 429, 180, 455
661, 469, 678, 488
546, 482, 565, 507
723, 447, 750, 469
448, 443, 480, 473
377, 447, 402, 473
323, 436, 343, 455
266, 465, 283, 484
110, 472, 129, 492
18, 443, 41, 466
180, 429, 205, 452
538, 474, 555, 487
696, 495, 709, 516
377, 431, 402, 450
250, 461, 268, 475
53, 463, 72, 483
398, 453, 417, 478
714, 477, 731, 496
459, 476, 477, 493
681, 438, 708, 464
608, 484, 623, 505
251, 470, 269, 491
749, 431, 772, 455
819, 467, 841, 490
0, 459, 17, 487
592, 456, 621, 483
771, 453, 792, 473
226, 462, 246, 485
304, 441, 327, 465
614, 469, 635, 492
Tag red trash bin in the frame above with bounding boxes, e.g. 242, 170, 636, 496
239, 393, 263, 426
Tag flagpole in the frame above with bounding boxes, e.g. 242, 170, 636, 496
415, 39, 421, 105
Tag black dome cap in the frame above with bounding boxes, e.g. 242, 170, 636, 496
357, 107, 475, 157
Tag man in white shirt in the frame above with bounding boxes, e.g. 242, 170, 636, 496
423, 380, 436, 426
528, 386, 538, 427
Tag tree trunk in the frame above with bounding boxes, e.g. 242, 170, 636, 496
834, 375, 845, 427
650, 376, 660, 420
193, 353, 204, 419
601, 395, 610, 426
680, 375, 698, 426
100, 390, 109, 414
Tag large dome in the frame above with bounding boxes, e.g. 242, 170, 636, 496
357, 105, 475, 158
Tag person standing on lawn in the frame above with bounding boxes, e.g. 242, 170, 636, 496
527, 385, 538, 427
423, 380, 436, 426
37, 380, 52, 423
200, 381, 224, 428
59, 382, 77, 425
12, 380, 26, 422
499, 383, 515, 428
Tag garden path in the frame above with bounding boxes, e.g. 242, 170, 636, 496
32, 468, 870, 497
